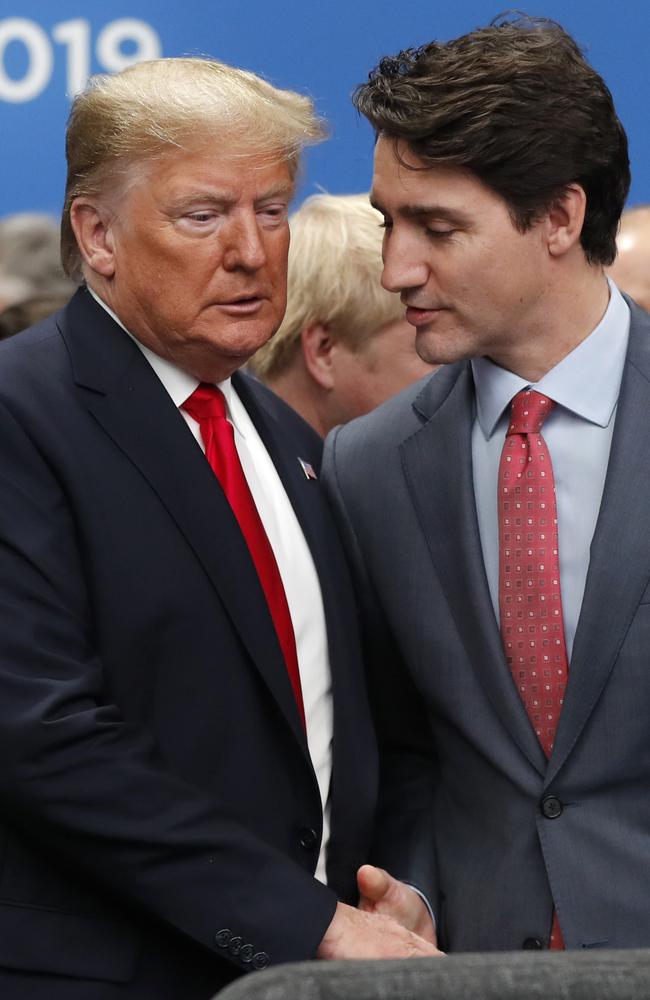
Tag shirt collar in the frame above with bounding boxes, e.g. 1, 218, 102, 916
87, 286, 246, 436
472, 279, 630, 439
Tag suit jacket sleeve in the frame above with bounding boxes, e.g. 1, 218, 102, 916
0, 396, 337, 970
322, 425, 439, 906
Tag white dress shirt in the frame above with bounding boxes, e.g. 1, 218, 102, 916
88, 288, 333, 883
471, 280, 630, 660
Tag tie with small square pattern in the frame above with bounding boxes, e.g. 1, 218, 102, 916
182, 383, 306, 730
498, 388, 567, 949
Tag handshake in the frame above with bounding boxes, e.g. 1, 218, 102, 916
317, 865, 444, 960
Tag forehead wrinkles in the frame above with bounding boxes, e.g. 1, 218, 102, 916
140, 153, 293, 207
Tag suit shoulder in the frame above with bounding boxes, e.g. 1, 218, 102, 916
0, 310, 63, 354
626, 297, 650, 370
0, 311, 67, 394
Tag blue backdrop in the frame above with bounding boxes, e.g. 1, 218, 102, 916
1, 1, 649, 218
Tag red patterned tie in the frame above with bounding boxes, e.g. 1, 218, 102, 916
498, 388, 567, 950
182, 384, 306, 729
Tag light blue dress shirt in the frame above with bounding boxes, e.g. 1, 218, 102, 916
471, 281, 630, 661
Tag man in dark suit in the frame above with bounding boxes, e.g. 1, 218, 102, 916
0, 56, 437, 999
323, 16, 650, 951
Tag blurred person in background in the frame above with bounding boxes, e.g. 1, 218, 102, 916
0, 212, 75, 310
0, 292, 75, 340
607, 205, 650, 310
249, 194, 435, 435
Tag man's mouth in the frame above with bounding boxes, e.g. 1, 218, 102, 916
404, 304, 446, 326
216, 295, 266, 315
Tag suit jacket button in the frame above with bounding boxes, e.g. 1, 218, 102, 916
215, 929, 232, 948
253, 951, 270, 970
229, 935, 243, 956
240, 944, 254, 964
522, 937, 544, 950
299, 826, 318, 850
540, 795, 563, 819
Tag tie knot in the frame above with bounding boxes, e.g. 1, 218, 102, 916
182, 383, 227, 423
507, 389, 555, 436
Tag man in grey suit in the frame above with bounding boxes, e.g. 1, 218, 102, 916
323, 15, 650, 951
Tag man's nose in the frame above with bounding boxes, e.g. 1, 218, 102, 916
222, 214, 267, 272
381, 232, 429, 293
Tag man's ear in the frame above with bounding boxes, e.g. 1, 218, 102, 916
69, 198, 117, 278
546, 183, 587, 258
300, 324, 336, 390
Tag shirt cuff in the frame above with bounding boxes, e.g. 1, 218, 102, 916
402, 882, 436, 929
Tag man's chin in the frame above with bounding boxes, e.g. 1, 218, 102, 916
415, 318, 476, 367
415, 328, 450, 366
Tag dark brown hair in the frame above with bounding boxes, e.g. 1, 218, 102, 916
353, 14, 629, 265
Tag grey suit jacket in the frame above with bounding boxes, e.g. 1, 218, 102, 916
322, 300, 650, 952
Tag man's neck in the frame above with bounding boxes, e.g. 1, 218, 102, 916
490, 265, 610, 382
267, 366, 330, 438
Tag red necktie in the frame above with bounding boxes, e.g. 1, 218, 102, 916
182, 383, 306, 730
498, 388, 567, 949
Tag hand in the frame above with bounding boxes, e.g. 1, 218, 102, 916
357, 864, 438, 947
316, 901, 442, 960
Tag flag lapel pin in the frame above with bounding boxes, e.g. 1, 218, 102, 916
298, 457, 317, 480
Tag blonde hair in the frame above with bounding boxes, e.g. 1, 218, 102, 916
250, 193, 404, 380
61, 57, 326, 279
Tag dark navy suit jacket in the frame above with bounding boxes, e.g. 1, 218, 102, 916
0, 288, 377, 998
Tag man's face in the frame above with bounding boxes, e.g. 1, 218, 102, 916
329, 318, 435, 426
371, 137, 551, 371
97, 142, 294, 381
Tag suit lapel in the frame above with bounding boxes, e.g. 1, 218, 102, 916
233, 373, 324, 557
548, 306, 650, 782
233, 374, 361, 744
233, 375, 345, 617
60, 290, 308, 753
400, 366, 547, 774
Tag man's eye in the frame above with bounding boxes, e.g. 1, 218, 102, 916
426, 228, 455, 239
187, 212, 214, 223
258, 205, 288, 222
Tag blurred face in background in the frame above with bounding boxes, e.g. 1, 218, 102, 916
325, 317, 436, 427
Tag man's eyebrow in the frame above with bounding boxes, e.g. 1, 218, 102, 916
168, 183, 294, 212
370, 197, 470, 224
254, 182, 295, 205
168, 191, 235, 211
